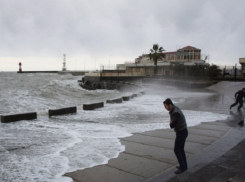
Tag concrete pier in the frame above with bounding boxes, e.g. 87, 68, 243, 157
17, 71, 58, 74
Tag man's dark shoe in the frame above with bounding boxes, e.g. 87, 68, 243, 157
176, 166, 180, 169
174, 168, 187, 174
238, 120, 244, 127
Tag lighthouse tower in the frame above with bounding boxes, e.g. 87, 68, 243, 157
19, 62, 22, 72
62, 54, 67, 71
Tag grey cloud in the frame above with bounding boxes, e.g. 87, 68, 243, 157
0, 0, 245, 66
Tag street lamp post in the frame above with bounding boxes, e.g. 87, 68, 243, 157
172, 63, 175, 76
84, 59, 86, 71
235, 63, 237, 81
95, 57, 98, 70
203, 66, 207, 77
109, 55, 112, 70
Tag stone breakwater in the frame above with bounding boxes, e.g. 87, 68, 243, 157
78, 79, 143, 91
81, 75, 217, 90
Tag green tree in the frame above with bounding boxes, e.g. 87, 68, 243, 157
207, 64, 222, 77
173, 64, 186, 76
187, 64, 205, 77
187, 64, 222, 77
148, 44, 165, 75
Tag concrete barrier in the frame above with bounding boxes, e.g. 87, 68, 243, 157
83, 102, 104, 110
49, 107, 77, 117
106, 98, 123, 104
122, 96, 130, 101
1, 112, 37, 123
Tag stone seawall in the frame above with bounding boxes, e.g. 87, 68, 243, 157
142, 77, 216, 88
82, 76, 217, 89
79, 79, 142, 91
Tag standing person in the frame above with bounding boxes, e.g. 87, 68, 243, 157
230, 88, 245, 111
163, 98, 188, 174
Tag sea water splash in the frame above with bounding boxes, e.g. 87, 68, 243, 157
0, 72, 229, 182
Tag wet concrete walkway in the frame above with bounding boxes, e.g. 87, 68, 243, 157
65, 82, 245, 182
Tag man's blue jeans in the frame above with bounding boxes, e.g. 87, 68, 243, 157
174, 129, 188, 170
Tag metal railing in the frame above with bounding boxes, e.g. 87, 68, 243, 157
219, 65, 242, 76
100, 64, 118, 70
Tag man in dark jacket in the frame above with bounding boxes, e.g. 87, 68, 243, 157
230, 88, 245, 111
163, 98, 188, 174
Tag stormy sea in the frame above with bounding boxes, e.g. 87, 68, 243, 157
0, 72, 229, 182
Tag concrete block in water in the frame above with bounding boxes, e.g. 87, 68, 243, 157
122, 96, 130, 101
49, 107, 77, 117
83, 102, 104, 110
1, 112, 37, 123
106, 98, 123, 104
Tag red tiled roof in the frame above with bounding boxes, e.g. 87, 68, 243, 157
178, 46, 200, 51
164, 51, 176, 54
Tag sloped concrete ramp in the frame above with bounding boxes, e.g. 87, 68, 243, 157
65, 122, 234, 182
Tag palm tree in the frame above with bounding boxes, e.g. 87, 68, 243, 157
148, 44, 165, 75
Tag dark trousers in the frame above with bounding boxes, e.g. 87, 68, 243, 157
230, 99, 243, 110
174, 129, 188, 170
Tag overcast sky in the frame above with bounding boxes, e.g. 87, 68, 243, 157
1, 0, 245, 71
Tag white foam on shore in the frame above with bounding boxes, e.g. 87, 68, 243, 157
0, 105, 229, 182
